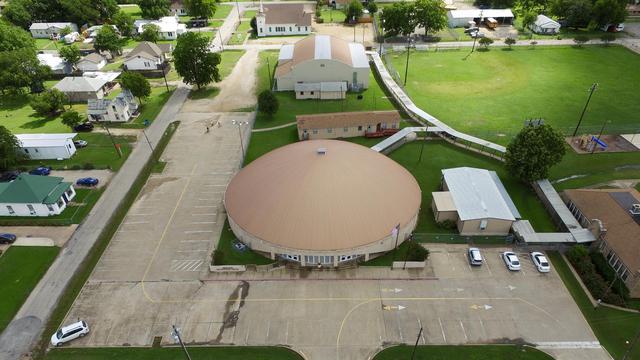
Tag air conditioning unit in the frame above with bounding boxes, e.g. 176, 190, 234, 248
630, 204, 640, 215
316, 147, 327, 155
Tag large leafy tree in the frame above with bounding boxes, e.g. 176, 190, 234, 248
59, 45, 82, 67
61, 110, 84, 129
3, 0, 65, 29
60, 0, 119, 25
113, 10, 135, 37
258, 90, 279, 116
344, 0, 364, 22
380, 1, 417, 37
505, 124, 566, 183
2, 0, 33, 29
413, 0, 447, 37
592, 0, 627, 27
94, 25, 124, 56
140, 24, 161, 43
138, 0, 171, 19
30, 89, 68, 116
565, 0, 593, 29
119, 71, 151, 103
184, 0, 218, 19
0, 49, 50, 94
173, 32, 221, 89
0, 126, 23, 171
0, 22, 35, 52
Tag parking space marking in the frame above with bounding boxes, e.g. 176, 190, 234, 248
190, 221, 216, 224
479, 319, 487, 338
197, 198, 216, 201
194, 205, 216, 208
170, 260, 203, 271
192, 213, 217, 216
438, 317, 446, 343
184, 230, 213, 234
417, 318, 426, 344
459, 320, 468, 341
123, 221, 149, 225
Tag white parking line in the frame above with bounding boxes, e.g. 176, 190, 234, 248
479, 319, 487, 338
123, 221, 149, 225
170, 259, 203, 271
184, 230, 213, 234
194, 205, 216, 208
190, 221, 216, 224
192, 213, 217, 216
197, 198, 216, 201
129, 213, 153, 216
459, 320, 468, 341
417, 318, 426, 344
438, 317, 446, 343
181, 240, 210, 243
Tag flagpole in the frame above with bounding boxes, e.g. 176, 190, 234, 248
391, 223, 400, 269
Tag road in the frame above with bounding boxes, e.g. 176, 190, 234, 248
0, 85, 191, 360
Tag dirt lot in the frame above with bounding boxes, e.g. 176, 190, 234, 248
567, 135, 639, 154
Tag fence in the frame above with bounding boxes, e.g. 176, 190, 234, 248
413, 233, 512, 245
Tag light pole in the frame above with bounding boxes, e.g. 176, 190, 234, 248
171, 325, 192, 360
470, 9, 483, 54
232, 120, 249, 164
403, 37, 415, 86
236, 0, 242, 24
411, 327, 424, 360
572, 83, 598, 137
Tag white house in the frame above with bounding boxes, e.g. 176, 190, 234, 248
134, 16, 186, 40
447, 9, 514, 27
124, 41, 170, 71
275, 35, 370, 93
256, 3, 313, 37
16, 133, 77, 160
0, 174, 76, 217
529, 14, 561, 34
170, 0, 187, 15
29, 22, 78, 39
77, 53, 107, 72
53, 76, 109, 102
87, 89, 138, 123
37, 53, 72, 75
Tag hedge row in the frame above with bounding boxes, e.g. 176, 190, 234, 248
565, 245, 625, 306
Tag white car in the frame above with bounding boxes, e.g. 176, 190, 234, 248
502, 251, 521, 271
468, 247, 483, 266
51, 320, 89, 346
530, 252, 551, 273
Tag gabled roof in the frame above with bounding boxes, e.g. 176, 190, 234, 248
37, 53, 66, 71
79, 53, 105, 64
53, 76, 108, 93
442, 167, 520, 221
126, 41, 165, 60
534, 14, 560, 28
297, 110, 401, 129
16, 133, 77, 148
258, 4, 312, 27
29, 22, 76, 30
448, 9, 514, 19
0, 174, 71, 204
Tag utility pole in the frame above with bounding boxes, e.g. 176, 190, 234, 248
591, 119, 610, 154
470, 10, 483, 54
411, 327, 424, 360
266, 56, 272, 89
171, 325, 192, 360
403, 38, 413, 86
101, 124, 122, 158
418, 132, 426, 162
232, 120, 248, 164
572, 83, 598, 137
142, 128, 155, 152
162, 62, 170, 92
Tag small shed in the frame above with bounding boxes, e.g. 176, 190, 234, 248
529, 15, 561, 34
16, 133, 77, 160
77, 53, 107, 72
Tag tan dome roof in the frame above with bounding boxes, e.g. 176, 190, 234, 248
224, 140, 421, 252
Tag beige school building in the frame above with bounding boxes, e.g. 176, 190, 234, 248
296, 111, 401, 140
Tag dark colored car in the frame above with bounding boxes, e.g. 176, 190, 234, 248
0, 233, 17, 244
73, 122, 94, 132
73, 140, 88, 148
29, 166, 51, 176
0, 171, 19, 182
76, 177, 99, 186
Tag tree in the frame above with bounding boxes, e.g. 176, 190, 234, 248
113, 10, 135, 38
381, 1, 417, 37
405, 241, 429, 262
504, 37, 516, 48
367, 0, 378, 14
0, 22, 35, 52
0, 48, 50, 94
250, 17, 258, 35
2, 0, 33, 29
592, 0, 627, 27
140, 24, 161, 43
505, 124, 566, 183
344, 0, 364, 22
566, 0, 593, 29
30, 89, 68, 116
119, 71, 151, 103
573, 34, 589, 47
184, 0, 218, 19
94, 25, 123, 57
61, 110, 84, 129
138, 0, 171, 19
521, 10, 537, 31
258, 90, 279, 116
60, 25, 73, 37
59, 0, 119, 25
478, 36, 494, 49
59, 45, 82, 67
600, 32, 615, 46
173, 32, 221, 89
413, 0, 447, 37
0, 126, 22, 171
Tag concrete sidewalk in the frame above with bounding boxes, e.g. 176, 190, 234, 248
0, 85, 191, 360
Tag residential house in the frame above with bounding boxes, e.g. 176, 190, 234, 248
29, 22, 78, 39
124, 41, 171, 71
275, 35, 370, 93
447, 9, 514, 27
563, 189, 640, 297
77, 53, 107, 72
529, 14, 561, 34
37, 53, 72, 75
296, 111, 401, 140
53, 76, 110, 102
256, 3, 313, 37
0, 174, 76, 217
16, 133, 77, 160
170, 0, 187, 15
87, 89, 138, 123
134, 16, 186, 40
431, 167, 521, 235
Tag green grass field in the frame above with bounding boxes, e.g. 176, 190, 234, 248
213, 4, 234, 19
45, 346, 303, 360
215, 219, 275, 265
0, 95, 87, 134
118, 4, 142, 20
228, 32, 248, 45
389, 46, 640, 143
373, 345, 554, 360
320, 7, 347, 23
135, 87, 176, 125
0, 246, 60, 333
243, 10, 257, 19
548, 252, 640, 360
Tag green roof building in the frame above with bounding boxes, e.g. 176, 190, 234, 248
0, 174, 76, 217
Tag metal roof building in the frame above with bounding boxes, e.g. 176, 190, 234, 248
0, 174, 76, 217
16, 133, 77, 160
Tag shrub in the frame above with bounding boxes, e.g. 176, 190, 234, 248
316, 17, 324, 23
258, 90, 279, 116
212, 249, 225, 265
478, 37, 493, 49
71, 164, 82, 170
436, 219, 457, 230
566, 245, 589, 264
82, 163, 95, 170
590, 251, 630, 300
30, 89, 67, 116
406, 241, 429, 262
573, 35, 589, 47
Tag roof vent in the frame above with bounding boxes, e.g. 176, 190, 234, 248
317, 147, 327, 155
631, 204, 640, 215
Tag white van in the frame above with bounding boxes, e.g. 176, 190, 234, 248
51, 320, 90, 346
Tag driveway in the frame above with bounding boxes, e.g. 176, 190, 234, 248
0, 225, 77, 247
50, 170, 114, 189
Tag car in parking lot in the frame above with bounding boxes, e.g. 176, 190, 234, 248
502, 251, 521, 271
73, 122, 94, 132
29, 166, 51, 176
76, 177, 99, 187
0, 170, 19, 182
530, 252, 551, 273
0, 233, 17, 244
50, 320, 89, 346
73, 140, 88, 148
468, 247, 483, 266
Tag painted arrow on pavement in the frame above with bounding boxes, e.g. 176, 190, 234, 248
382, 305, 406, 311
381, 288, 403, 293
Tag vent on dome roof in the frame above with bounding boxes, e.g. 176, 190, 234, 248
317, 147, 327, 155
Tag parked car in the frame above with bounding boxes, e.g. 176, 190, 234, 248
0, 233, 17, 244
601, 23, 624, 32
530, 252, 551, 273
0, 170, 19, 182
464, 27, 479, 34
73, 122, 94, 132
51, 320, 90, 347
468, 247, 483, 266
29, 166, 51, 176
502, 251, 521, 271
469, 31, 485, 38
73, 140, 88, 148
76, 177, 99, 187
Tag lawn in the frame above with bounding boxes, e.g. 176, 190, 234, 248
215, 219, 275, 265
388, 45, 640, 143
118, 4, 142, 20
319, 7, 347, 23
213, 4, 234, 19
0, 188, 104, 226
0, 246, 60, 333
0, 95, 87, 134
373, 345, 554, 360
45, 346, 303, 360
219, 50, 245, 78
133, 86, 176, 126
237, 21, 252, 33
243, 10, 257, 19
548, 252, 640, 360
228, 32, 248, 45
